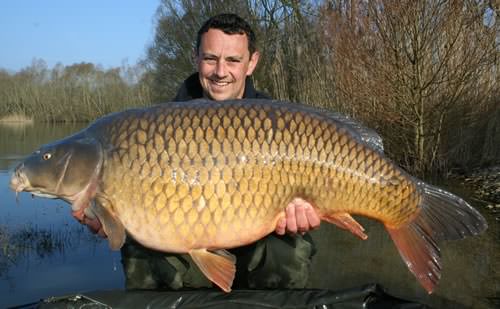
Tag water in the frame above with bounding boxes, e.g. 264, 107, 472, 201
0, 122, 124, 308
0, 122, 498, 308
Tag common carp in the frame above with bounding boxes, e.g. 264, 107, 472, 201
9, 99, 487, 293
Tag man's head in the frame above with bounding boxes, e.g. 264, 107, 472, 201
195, 13, 260, 101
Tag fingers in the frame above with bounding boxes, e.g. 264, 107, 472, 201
72, 208, 106, 238
293, 200, 308, 234
72, 209, 85, 222
275, 216, 287, 235
84, 216, 101, 232
284, 198, 321, 235
305, 203, 321, 230
274, 197, 321, 235
285, 204, 298, 234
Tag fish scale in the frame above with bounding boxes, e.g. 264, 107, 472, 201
11, 99, 487, 293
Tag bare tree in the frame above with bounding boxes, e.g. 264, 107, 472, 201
322, 0, 498, 175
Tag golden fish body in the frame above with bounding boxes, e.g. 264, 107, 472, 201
98, 100, 417, 252
10, 99, 487, 293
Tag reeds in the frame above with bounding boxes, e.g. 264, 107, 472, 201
0, 223, 103, 277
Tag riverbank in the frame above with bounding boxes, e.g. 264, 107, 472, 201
450, 165, 500, 221
0, 115, 34, 128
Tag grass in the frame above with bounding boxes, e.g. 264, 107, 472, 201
0, 223, 103, 277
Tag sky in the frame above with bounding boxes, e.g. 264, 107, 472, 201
0, 0, 160, 72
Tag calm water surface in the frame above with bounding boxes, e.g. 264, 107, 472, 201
0, 122, 498, 308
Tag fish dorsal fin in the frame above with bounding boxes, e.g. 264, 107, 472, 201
271, 100, 385, 153
325, 111, 385, 153
91, 199, 126, 250
189, 249, 236, 292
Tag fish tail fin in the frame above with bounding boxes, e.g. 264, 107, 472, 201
386, 182, 487, 294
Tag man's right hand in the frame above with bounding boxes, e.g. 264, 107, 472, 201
275, 198, 321, 235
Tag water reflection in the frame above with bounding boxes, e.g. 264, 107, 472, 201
0, 122, 87, 171
0, 122, 498, 308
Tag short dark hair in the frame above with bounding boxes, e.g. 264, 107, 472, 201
196, 13, 257, 55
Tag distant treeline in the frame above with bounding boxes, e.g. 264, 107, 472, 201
0, 61, 153, 123
1, 0, 498, 176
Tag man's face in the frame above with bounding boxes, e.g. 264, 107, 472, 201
196, 28, 259, 101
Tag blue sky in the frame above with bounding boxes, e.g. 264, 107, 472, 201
0, 0, 160, 72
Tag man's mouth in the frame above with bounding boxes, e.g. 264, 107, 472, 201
210, 79, 231, 87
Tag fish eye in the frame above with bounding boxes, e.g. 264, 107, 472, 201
42, 153, 52, 160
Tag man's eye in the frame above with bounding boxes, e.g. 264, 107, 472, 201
204, 57, 217, 63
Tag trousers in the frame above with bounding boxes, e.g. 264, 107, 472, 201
120, 233, 316, 290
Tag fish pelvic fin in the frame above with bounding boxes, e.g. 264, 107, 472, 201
323, 212, 368, 240
386, 182, 488, 294
189, 248, 236, 293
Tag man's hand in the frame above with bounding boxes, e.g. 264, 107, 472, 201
72, 209, 106, 237
275, 198, 321, 235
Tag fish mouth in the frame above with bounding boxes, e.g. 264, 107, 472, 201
10, 165, 29, 194
9, 166, 58, 199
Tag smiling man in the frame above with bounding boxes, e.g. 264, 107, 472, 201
173, 14, 266, 102
196, 26, 258, 100
121, 13, 321, 291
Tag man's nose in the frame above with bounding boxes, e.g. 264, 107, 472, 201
215, 60, 227, 77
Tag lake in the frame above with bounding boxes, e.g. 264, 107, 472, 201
0, 121, 498, 308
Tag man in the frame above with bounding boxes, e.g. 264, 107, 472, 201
121, 13, 322, 290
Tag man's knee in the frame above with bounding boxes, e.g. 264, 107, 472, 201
235, 234, 316, 289
121, 239, 211, 290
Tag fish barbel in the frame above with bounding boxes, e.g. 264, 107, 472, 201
9, 99, 487, 293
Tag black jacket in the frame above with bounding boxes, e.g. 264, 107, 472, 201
173, 73, 270, 101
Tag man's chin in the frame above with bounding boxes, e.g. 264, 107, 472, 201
207, 91, 234, 101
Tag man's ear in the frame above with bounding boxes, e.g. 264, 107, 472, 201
246, 51, 260, 76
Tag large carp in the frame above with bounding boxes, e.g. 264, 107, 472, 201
10, 99, 487, 293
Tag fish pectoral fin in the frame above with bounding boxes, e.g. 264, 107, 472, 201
91, 200, 126, 250
323, 212, 368, 240
189, 248, 236, 293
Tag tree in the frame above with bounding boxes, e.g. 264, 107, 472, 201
0, 60, 153, 122
321, 0, 498, 174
